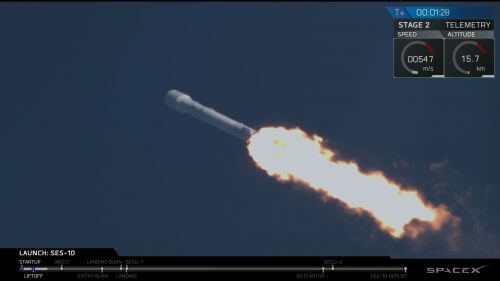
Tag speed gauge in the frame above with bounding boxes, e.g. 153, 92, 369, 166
394, 39, 444, 77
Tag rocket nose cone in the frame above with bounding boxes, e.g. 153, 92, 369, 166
165, 90, 189, 109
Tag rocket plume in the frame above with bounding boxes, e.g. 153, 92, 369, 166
247, 127, 456, 239
164, 90, 458, 239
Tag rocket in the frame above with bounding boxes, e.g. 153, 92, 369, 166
164, 90, 256, 141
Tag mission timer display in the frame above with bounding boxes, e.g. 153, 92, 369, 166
387, 7, 494, 78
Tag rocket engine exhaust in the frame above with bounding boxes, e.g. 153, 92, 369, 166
165, 90, 458, 239
165, 90, 255, 141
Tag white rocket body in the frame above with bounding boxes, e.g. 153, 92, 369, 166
165, 90, 256, 141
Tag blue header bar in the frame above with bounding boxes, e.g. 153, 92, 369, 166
386, 7, 493, 19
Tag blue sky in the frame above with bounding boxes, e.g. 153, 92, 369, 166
0, 3, 498, 257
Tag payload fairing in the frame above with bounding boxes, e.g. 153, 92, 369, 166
165, 90, 256, 141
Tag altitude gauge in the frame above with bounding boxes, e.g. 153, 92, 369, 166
445, 39, 494, 77
394, 39, 444, 77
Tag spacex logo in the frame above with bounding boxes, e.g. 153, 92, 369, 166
426, 265, 488, 274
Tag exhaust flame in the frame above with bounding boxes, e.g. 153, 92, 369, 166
247, 127, 456, 239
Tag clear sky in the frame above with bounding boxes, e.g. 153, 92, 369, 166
0, 2, 498, 257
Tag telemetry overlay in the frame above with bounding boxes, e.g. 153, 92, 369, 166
388, 7, 494, 78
